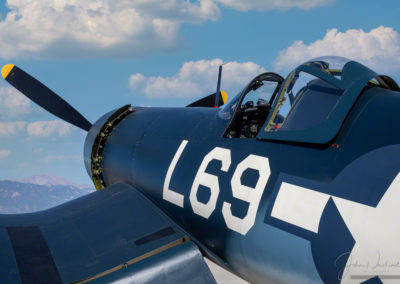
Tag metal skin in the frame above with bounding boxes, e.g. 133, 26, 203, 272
83, 69, 400, 283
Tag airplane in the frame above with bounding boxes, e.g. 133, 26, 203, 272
0, 56, 399, 284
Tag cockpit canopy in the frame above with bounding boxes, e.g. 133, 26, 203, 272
223, 56, 400, 144
265, 56, 349, 133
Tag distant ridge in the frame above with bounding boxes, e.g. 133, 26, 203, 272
16, 174, 93, 190
0, 174, 94, 214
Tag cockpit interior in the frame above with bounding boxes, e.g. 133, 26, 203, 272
224, 72, 283, 138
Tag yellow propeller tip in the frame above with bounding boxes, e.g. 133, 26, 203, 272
1, 64, 14, 79
220, 90, 228, 104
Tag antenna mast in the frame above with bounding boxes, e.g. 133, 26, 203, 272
214, 64, 223, 108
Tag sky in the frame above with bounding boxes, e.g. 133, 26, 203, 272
0, 0, 398, 184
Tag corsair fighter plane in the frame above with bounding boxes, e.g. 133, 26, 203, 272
1, 56, 400, 283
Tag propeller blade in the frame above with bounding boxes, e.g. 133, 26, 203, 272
186, 91, 228, 108
1, 64, 92, 132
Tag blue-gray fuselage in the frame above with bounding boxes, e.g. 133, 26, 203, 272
84, 82, 400, 283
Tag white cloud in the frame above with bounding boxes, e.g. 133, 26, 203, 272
0, 84, 30, 119
216, 0, 332, 11
0, 121, 25, 137
27, 120, 72, 138
0, 150, 11, 159
129, 58, 266, 99
0, 0, 220, 59
274, 26, 400, 75
0, 0, 331, 59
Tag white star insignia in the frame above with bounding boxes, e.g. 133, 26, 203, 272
333, 173, 400, 283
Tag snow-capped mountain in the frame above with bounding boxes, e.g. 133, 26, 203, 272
0, 175, 95, 214
17, 174, 93, 190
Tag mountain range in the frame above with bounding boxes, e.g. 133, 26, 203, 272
0, 174, 94, 214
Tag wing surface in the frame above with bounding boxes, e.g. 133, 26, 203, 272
0, 183, 215, 283
90, 241, 216, 284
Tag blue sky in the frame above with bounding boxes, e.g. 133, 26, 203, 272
0, 0, 398, 184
